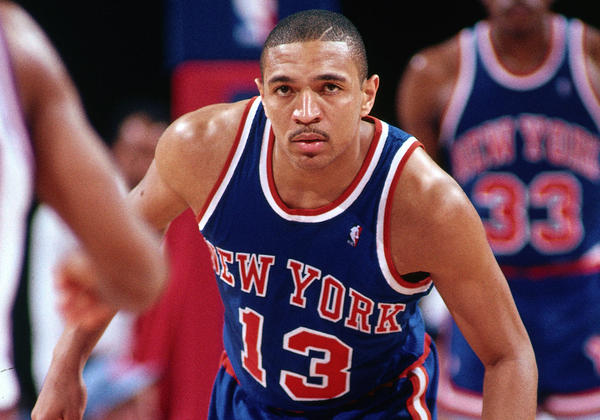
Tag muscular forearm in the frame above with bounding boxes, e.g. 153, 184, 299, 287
481, 355, 538, 419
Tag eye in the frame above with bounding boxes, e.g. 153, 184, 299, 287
323, 83, 340, 93
274, 85, 291, 95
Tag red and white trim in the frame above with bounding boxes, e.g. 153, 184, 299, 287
400, 334, 434, 420
440, 28, 477, 146
259, 117, 387, 223
407, 366, 432, 420
478, 16, 566, 90
197, 96, 261, 230
376, 138, 433, 295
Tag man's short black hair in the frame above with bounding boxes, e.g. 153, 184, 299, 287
260, 9, 368, 81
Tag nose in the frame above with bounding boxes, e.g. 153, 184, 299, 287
292, 89, 321, 125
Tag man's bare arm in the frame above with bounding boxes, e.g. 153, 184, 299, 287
396, 38, 459, 164
391, 149, 538, 419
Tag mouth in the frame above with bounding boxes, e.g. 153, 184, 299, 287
288, 129, 329, 157
289, 128, 329, 143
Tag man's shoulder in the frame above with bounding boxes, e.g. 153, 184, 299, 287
153, 98, 256, 206
392, 147, 470, 226
386, 147, 478, 274
400, 32, 461, 102
409, 31, 461, 74
582, 19, 600, 59
164, 98, 255, 150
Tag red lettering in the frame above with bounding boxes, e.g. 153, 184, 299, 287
287, 259, 321, 308
236, 253, 275, 296
318, 275, 345, 322
375, 303, 406, 333
216, 247, 235, 286
344, 288, 374, 333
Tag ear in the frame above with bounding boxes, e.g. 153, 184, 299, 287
255, 77, 270, 119
360, 74, 379, 117
254, 77, 264, 97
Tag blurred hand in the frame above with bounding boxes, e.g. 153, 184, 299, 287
31, 357, 87, 420
54, 250, 117, 330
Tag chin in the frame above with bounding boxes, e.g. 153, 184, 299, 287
293, 154, 331, 171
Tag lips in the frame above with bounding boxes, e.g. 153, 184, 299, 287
289, 128, 329, 143
287, 130, 329, 156
292, 135, 324, 143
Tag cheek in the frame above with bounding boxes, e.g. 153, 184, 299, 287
341, 99, 366, 126
265, 110, 290, 138
262, 100, 287, 124
334, 110, 362, 143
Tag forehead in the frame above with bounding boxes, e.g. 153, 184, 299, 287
262, 40, 359, 82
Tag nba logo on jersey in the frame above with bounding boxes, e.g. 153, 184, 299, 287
348, 225, 362, 247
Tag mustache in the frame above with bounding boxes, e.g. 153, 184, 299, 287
288, 127, 330, 141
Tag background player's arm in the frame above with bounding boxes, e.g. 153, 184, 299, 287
0, 2, 166, 312
584, 23, 600, 98
391, 149, 537, 420
395, 38, 459, 164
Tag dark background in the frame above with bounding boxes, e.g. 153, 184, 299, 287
14, 0, 171, 142
13, 1, 600, 142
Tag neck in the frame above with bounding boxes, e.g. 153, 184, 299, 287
489, 14, 554, 73
272, 120, 374, 209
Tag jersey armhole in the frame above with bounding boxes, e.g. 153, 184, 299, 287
197, 97, 260, 229
440, 28, 476, 145
376, 139, 433, 295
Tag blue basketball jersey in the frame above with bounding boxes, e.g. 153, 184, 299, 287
198, 97, 435, 413
440, 16, 600, 272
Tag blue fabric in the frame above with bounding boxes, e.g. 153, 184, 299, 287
200, 98, 435, 413
208, 342, 438, 419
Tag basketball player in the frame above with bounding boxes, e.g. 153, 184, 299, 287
33, 9, 537, 419
0, 2, 166, 418
397, 0, 600, 418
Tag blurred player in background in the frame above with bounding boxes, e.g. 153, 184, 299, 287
397, 0, 600, 418
0, 2, 167, 418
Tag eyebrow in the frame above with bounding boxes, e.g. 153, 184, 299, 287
266, 73, 348, 85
